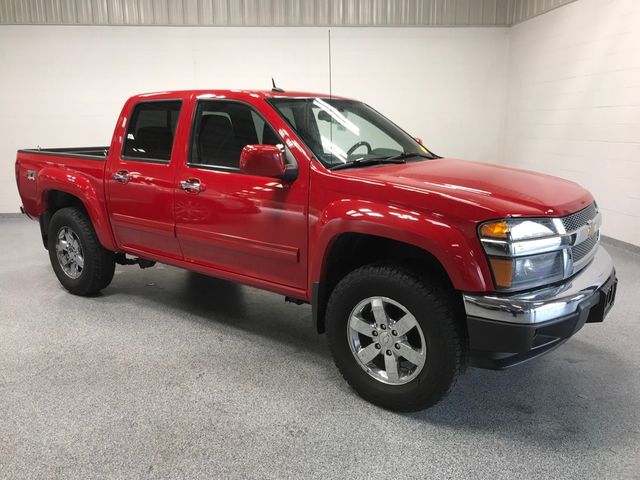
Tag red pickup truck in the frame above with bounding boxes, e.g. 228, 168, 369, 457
15, 89, 617, 411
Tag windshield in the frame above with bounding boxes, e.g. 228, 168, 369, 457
268, 98, 437, 169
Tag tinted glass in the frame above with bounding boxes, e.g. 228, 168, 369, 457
269, 98, 435, 168
123, 101, 182, 162
190, 101, 282, 169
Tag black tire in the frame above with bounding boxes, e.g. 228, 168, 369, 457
47, 207, 115, 296
326, 264, 466, 412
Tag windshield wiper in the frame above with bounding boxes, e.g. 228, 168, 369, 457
329, 152, 430, 171
383, 152, 432, 161
330, 157, 406, 171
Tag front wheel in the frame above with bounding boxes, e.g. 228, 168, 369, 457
47, 207, 115, 296
326, 264, 466, 412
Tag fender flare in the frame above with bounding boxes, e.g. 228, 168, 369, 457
36, 166, 117, 251
310, 199, 492, 293
308, 200, 493, 332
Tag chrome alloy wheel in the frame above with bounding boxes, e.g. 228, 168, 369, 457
55, 227, 84, 279
347, 296, 426, 385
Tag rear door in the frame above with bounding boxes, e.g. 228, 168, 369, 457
174, 97, 308, 289
106, 99, 184, 259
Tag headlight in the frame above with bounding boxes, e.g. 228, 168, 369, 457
479, 218, 570, 291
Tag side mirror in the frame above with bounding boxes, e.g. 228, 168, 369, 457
240, 145, 286, 178
414, 136, 424, 145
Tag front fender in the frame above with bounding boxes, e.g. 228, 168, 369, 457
37, 166, 117, 251
310, 199, 493, 293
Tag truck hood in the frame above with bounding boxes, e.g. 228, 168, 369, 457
337, 158, 593, 219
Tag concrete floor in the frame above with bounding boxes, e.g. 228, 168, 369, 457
1, 215, 639, 480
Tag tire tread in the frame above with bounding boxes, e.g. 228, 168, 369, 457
326, 263, 466, 411
48, 207, 115, 296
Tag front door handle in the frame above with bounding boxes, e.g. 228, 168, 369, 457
179, 178, 205, 193
112, 170, 129, 183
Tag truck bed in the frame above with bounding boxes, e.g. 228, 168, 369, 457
16, 147, 110, 218
18, 146, 109, 160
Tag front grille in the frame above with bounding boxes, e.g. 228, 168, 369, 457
572, 233, 599, 262
560, 203, 599, 269
561, 203, 597, 232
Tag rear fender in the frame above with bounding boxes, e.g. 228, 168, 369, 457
36, 166, 117, 251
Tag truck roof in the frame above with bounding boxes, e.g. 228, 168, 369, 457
130, 89, 350, 101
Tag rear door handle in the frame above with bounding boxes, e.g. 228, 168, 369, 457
180, 178, 205, 193
112, 170, 129, 183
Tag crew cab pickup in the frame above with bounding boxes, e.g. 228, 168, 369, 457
15, 89, 617, 411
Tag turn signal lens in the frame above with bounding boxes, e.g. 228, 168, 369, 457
480, 218, 566, 291
488, 258, 513, 288
480, 221, 509, 239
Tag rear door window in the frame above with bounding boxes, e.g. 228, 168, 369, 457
123, 101, 182, 162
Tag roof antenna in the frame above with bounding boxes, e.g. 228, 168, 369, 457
328, 29, 332, 99
271, 78, 285, 93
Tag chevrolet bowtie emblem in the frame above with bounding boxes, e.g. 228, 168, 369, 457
587, 220, 597, 237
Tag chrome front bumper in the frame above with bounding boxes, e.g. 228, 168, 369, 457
463, 246, 615, 325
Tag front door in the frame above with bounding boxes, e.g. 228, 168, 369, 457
174, 99, 308, 289
106, 99, 183, 260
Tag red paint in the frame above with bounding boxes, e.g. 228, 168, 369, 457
239, 145, 286, 178
15, 89, 595, 300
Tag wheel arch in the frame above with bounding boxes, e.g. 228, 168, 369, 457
309, 198, 492, 333
312, 232, 460, 334
38, 190, 84, 249
39, 184, 116, 252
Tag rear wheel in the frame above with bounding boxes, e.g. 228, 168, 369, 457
47, 207, 115, 296
326, 264, 465, 411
